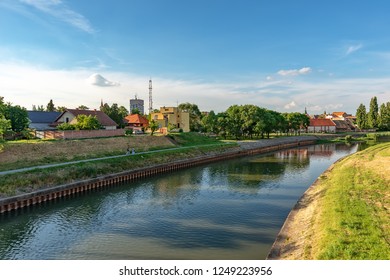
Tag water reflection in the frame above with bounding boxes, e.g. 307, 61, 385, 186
0, 143, 359, 260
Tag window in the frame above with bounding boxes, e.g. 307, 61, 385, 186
66, 117, 69, 123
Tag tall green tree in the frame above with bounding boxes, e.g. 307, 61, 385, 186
201, 110, 218, 133
46, 99, 56, 112
368, 96, 379, 128
178, 102, 202, 131
225, 105, 244, 139
100, 103, 128, 128
378, 102, 390, 130
356, 103, 368, 129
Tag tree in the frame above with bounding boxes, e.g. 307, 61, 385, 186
3, 104, 29, 132
75, 114, 101, 130
32, 105, 45, 111
0, 115, 11, 138
100, 103, 128, 128
225, 105, 244, 139
378, 102, 390, 131
201, 110, 218, 133
356, 103, 368, 129
46, 99, 56, 112
178, 102, 202, 131
148, 119, 159, 135
368, 96, 379, 129
131, 108, 141, 115
77, 105, 89, 110
57, 106, 67, 113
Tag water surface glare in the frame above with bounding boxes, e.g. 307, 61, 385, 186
0, 143, 358, 259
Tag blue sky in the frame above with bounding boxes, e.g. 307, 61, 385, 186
1, 0, 390, 114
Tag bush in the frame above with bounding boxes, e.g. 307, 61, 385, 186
125, 129, 133, 136
57, 123, 76, 130
345, 135, 353, 142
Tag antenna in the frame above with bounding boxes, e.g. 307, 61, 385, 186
149, 79, 153, 114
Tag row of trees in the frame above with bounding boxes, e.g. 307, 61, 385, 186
356, 96, 390, 130
178, 102, 310, 139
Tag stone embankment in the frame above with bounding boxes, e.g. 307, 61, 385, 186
0, 136, 318, 214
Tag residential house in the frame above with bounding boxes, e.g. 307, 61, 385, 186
27, 111, 61, 130
53, 109, 117, 130
150, 106, 190, 133
307, 119, 336, 133
124, 114, 149, 132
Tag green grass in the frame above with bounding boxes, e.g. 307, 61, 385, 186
309, 142, 390, 259
167, 132, 229, 146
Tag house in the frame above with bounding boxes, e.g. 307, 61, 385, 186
150, 106, 190, 133
123, 114, 149, 132
332, 119, 356, 132
27, 111, 61, 130
307, 119, 336, 133
53, 109, 117, 130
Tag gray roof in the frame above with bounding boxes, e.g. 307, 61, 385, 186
27, 111, 61, 123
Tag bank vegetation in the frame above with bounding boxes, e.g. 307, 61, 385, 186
272, 142, 390, 259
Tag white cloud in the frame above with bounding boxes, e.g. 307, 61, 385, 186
87, 73, 120, 87
277, 67, 312, 76
1, 62, 389, 115
266, 76, 272, 81
346, 44, 362, 55
19, 0, 94, 33
284, 101, 297, 109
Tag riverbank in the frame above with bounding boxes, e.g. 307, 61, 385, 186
268, 142, 390, 260
0, 135, 318, 213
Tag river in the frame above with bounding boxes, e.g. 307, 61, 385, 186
0, 143, 359, 260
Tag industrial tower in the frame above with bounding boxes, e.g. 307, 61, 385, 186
148, 79, 153, 114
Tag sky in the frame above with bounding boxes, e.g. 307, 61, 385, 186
1, 0, 390, 114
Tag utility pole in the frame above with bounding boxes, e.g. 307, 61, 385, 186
149, 79, 153, 114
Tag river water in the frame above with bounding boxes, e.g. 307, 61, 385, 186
0, 143, 359, 260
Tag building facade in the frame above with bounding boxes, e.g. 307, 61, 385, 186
130, 96, 144, 115
150, 106, 190, 133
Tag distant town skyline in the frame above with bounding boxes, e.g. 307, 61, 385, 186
1, 0, 389, 114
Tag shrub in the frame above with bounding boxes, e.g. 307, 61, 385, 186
345, 135, 353, 142
57, 123, 76, 130
125, 129, 133, 136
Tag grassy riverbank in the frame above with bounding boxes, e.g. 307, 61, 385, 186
0, 133, 237, 197
298, 142, 390, 259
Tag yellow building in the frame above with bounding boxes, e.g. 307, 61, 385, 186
150, 107, 190, 133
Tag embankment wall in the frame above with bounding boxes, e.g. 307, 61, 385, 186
0, 137, 317, 214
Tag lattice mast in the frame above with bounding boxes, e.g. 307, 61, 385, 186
148, 79, 153, 114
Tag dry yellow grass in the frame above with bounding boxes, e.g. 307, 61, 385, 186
0, 136, 175, 170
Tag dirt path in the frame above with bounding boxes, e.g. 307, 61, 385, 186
266, 174, 327, 259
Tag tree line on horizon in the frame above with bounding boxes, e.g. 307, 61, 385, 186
1, 95, 390, 140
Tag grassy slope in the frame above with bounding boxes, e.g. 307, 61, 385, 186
0, 133, 236, 197
0, 136, 175, 171
307, 142, 390, 259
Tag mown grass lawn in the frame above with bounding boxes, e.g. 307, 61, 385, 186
307, 142, 390, 259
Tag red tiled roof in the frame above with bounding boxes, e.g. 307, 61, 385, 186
309, 119, 336, 126
124, 114, 149, 125
55, 109, 118, 127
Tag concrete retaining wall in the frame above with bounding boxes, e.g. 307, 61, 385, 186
0, 138, 317, 214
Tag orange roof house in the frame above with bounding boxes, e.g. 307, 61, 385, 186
308, 119, 336, 133
124, 114, 149, 129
